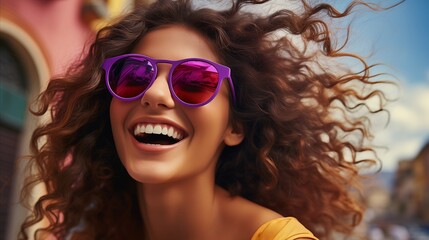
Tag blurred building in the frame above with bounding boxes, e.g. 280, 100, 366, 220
0, 1, 151, 239
390, 142, 429, 225
363, 143, 429, 239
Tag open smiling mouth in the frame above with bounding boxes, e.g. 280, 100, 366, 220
133, 123, 185, 145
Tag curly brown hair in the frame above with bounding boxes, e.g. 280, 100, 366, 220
19, 0, 396, 239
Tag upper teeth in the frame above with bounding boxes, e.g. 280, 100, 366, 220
133, 123, 184, 140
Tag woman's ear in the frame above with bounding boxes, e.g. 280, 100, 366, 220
224, 122, 244, 146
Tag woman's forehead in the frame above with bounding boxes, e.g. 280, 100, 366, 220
134, 24, 220, 62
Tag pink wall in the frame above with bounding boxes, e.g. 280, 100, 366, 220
2, 0, 94, 76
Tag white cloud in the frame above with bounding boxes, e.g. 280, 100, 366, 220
373, 81, 429, 171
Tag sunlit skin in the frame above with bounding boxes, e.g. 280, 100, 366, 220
109, 25, 282, 240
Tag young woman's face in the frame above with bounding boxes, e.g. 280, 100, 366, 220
109, 25, 243, 184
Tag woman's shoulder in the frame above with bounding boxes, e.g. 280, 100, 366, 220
216, 187, 317, 240
251, 217, 318, 240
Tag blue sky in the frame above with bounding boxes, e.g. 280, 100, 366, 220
343, 0, 429, 171
358, 0, 429, 84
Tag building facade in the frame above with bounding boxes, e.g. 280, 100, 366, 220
390, 142, 429, 225
0, 0, 147, 239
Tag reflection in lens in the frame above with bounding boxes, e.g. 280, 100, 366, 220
110, 57, 155, 98
172, 61, 219, 104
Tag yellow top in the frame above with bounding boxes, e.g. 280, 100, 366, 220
251, 217, 318, 240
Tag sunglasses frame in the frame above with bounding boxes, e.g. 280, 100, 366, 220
102, 54, 236, 107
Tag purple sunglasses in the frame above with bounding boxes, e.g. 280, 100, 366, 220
102, 54, 236, 107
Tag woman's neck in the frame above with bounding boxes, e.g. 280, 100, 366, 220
137, 176, 222, 240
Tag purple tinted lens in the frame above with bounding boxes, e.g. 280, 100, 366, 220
172, 61, 219, 104
109, 57, 155, 98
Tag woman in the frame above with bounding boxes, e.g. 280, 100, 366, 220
20, 0, 393, 239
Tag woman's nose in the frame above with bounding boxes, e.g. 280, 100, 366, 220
140, 64, 175, 109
